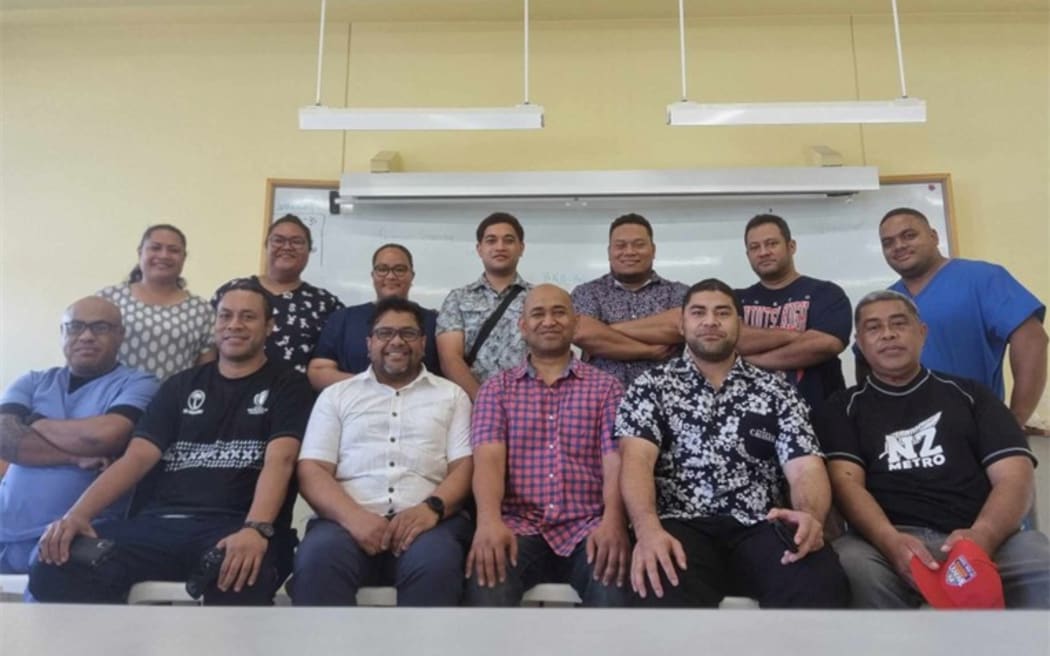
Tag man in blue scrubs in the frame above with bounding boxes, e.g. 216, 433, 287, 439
878, 207, 1047, 427
0, 297, 158, 573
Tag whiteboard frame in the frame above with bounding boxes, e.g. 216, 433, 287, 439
262, 173, 957, 276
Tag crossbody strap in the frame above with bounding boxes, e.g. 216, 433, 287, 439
464, 285, 524, 367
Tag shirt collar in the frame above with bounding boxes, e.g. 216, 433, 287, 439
606, 271, 666, 292
512, 355, 587, 382
361, 364, 436, 392
469, 272, 528, 293
669, 352, 751, 386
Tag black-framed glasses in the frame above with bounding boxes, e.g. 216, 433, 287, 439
371, 327, 423, 342
62, 320, 119, 337
268, 235, 309, 249
372, 265, 411, 278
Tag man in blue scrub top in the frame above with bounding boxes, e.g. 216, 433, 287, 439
878, 207, 1047, 426
0, 297, 158, 573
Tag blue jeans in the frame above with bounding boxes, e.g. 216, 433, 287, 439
29, 514, 290, 606
288, 514, 472, 607
463, 534, 632, 607
834, 526, 1050, 609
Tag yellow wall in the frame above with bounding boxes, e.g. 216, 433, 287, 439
2, 11, 1048, 399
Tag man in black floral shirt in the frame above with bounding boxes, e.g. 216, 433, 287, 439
617, 278, 848, 608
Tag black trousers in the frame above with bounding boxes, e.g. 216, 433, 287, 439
638, 516, 849, 608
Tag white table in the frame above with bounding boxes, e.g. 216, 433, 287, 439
2, 604, 1048, 656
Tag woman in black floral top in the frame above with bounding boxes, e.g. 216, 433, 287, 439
212, 214, 343, 374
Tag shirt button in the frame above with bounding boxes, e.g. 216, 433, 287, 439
390, 437, 396, 443
388, 487, 394, 493
392, 412, 398, 417
548, 503, 555, 509
548, 443, 554, 450
547, 415, 554, 421
548, 473, 554, 478
389, 461, 395, 467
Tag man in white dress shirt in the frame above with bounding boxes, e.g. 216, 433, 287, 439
288, 297, 474, 606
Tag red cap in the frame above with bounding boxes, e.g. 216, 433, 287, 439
910, 539, 1004, 609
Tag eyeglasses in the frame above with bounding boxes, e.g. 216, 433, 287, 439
63, 321, 119, 337
371, 327, 423, 342
372, 265, 412, 278
268, 235, 309, 250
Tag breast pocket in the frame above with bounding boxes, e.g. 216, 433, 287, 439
738, 412, 779, 462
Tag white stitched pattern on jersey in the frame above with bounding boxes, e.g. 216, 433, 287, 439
161, 439, 267, 471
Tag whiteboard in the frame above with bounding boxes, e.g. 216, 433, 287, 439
266, 175, 955, 383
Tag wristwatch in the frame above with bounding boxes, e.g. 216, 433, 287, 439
423, 496, 445, 519
243, 520, 274, 539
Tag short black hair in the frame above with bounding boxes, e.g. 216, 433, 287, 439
681, 278, 743, 317
371, 243, 414, 269
369, 296, 425, 332
879, 207, 930, 227
744, 213, 792, 243
609, 213, 653, 240
475, 212, 524, 243
217, 279, 274, 318
268, 214, 313, 249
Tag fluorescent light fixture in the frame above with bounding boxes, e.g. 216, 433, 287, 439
667, 98, 926, 126
299, 104, 544, 131
339, 167, 879, 204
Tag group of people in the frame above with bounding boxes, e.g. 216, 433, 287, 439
0, 207, 1047, 610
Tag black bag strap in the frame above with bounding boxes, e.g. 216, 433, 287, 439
465, 285, 525, 367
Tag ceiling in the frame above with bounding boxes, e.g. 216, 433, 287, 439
3, 0, 1048, 24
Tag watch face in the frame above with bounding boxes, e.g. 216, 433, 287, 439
425, 496, 444, 517
247, 521, 274, 538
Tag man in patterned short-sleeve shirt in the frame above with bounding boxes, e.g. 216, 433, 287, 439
437, 213, 533, 400
617, 278, 848, 608
571, 214, 689, 387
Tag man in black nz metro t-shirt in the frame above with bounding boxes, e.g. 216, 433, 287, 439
817, 290, 1049, 609
31, 281, 314, 605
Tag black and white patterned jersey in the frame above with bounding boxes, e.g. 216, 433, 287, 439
133, 359, 315, 528
616, 355, 821, 525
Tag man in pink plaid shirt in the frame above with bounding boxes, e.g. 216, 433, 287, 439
464, 284, 632, 607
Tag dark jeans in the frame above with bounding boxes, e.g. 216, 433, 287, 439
29, 514, 290, 606
288, 515, 472, 607
463, 533, 632, 607
638, 516, 850, 609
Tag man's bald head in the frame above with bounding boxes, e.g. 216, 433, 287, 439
519, 284, 577, 358
61, 297, 125, 377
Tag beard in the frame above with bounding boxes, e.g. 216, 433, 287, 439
686, 336, 735, 363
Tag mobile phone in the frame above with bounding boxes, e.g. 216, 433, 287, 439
771, 519, 799, 554
68, 536, 116, 568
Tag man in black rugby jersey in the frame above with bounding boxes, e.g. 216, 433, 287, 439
816, 290, 1049, 609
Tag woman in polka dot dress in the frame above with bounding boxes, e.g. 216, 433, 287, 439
97, 224, 215, 381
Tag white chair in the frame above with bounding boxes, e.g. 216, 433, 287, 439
126, 581, 201, 606
355, 586, 397, 606
521, 583, 582, 607
0, 573, 29, 602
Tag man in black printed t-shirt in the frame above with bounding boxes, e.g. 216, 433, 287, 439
735, 214, 852, 412
817, 290, 1049, 609
30, 281, 315, 605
